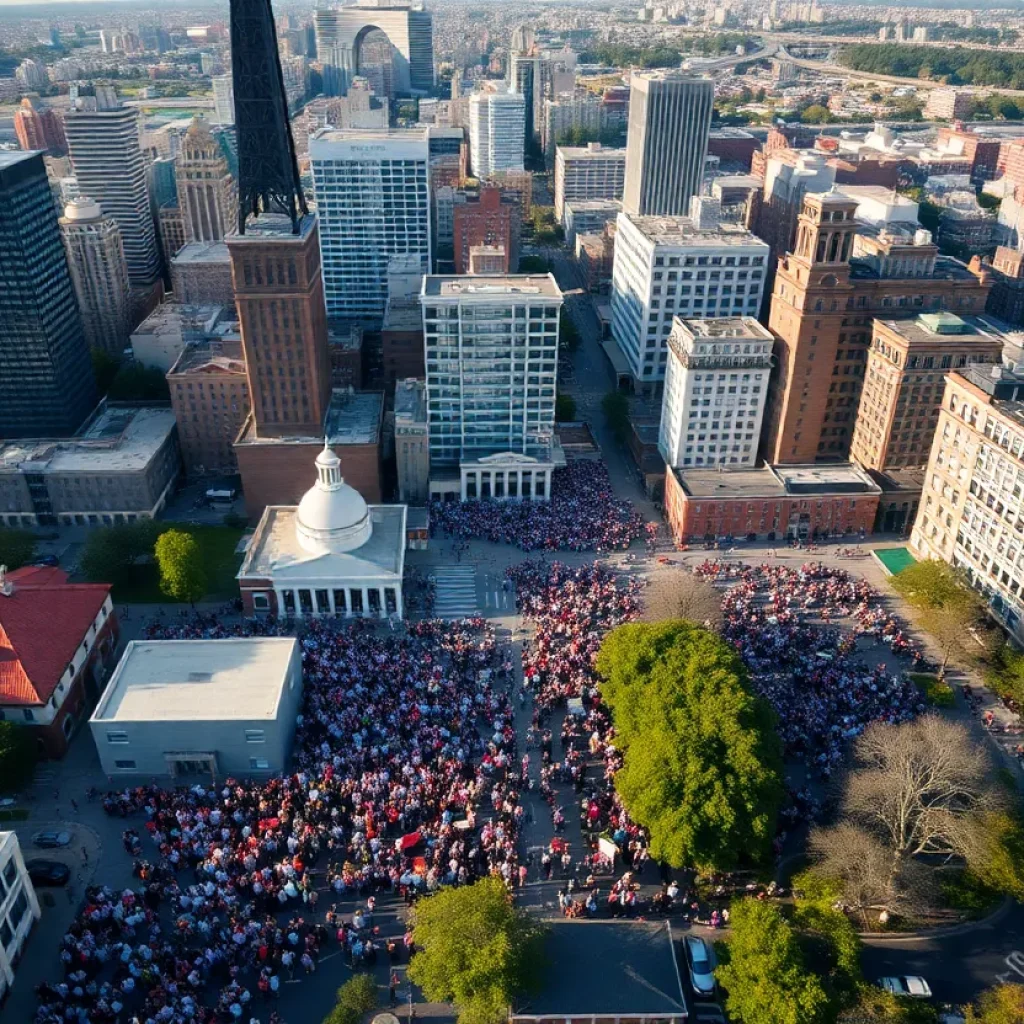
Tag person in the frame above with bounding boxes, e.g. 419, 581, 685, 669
390, 971, 400, 1006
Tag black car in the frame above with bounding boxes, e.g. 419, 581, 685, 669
26, 860, 71, 886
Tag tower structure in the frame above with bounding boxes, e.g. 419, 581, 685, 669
179, 117, 237, 243
230, 0, 307, 234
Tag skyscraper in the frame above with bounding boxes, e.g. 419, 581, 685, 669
469, 88, 525, 177
14, 99, 66, 156
622, 73, 714, 217
309, 128, 431, 319
59, 197, 133, 356
0, 152, 96, 439
212, 75, 235, 125
64, 99, 162, 291
178, 118, 237, 243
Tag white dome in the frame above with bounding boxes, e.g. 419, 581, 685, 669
295, 443, 372, 554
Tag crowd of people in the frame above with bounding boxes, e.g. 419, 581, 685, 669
430, 463, 645, 552
695, 560, 925, 775
38, 619, 525, 1024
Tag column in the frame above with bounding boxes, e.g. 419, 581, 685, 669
395, 586, 404, 620
460, 467, 468, 501
292, 589, 302, 618
543, 470, 551, 500
502, 470, 509, 499
378, 587, 387, 618
274, 589, 285, 616
345, 589, 355, 618
361, 588, 370, 618
327, 590, 336, 616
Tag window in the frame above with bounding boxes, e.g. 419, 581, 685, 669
106, 731, 129, 744
252, 593, 270, 611
2, 858, 16, 888
21, 709, 33, 722
250, 758, 270, 770
114, 759, 136, 770
9, 886, 29, 928
245, 729, 266, 744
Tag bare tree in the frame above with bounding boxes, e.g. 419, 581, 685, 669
642, 570, 724, 630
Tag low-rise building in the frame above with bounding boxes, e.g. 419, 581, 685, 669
564, 199, 620, 248
0, 832, 40, 1001
90, 637, 303, 777
131, 303, 238, 373
0, 567, 117, 758
0, 406, 180, 528
664, 462, 881, 544
986, 246, 1024, 328
555, 143, 626, 225
924, 88, 976, 122
395, 378, 429, 503
327, 321, 363, 391
169, 241, 234, 306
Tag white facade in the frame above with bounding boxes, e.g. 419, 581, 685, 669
554, 144, 626, 223
469, 89, 525, 178
658, 316, 773, 469
421, 275, 562, 499
610, 212, 769, 389
212, 75, 234, 125
310, 128, 431, 320
0, 832, 40, 1001
543, 94, 602, 157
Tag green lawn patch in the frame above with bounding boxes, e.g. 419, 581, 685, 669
109, 525, 244, 604
909, 672, 956, 708
940, 868, 1002, 918
873, 546, 917, 576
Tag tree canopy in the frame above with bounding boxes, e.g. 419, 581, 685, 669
596, 621, 783, 870
322, 974, 378, 1024
965, 984, 1024, 1024
840, 42, 1024, 91
0, 528, 37, 572
601, 391, 630, 444
0, 721, 37, 794
716, 899, 830, 1024
155, 529, 207, 606
80, 520, 162, 588
408, 876, 545, 1024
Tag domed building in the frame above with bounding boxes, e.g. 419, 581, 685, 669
237, 443, 407, 618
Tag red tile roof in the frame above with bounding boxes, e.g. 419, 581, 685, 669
7, 566, 69, 586
0, 579, 112, 706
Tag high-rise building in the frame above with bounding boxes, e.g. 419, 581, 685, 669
421, 274, 562, 501
14, 99, 66, 156
59, 198, 133, 356
762, 191, 992, 465
15, 58, 49, 93
468, 88, 525, 177
554, 143, 626, 223
309, 128, 431, 320
509, 52, 551, 142
64, 99, 162, 290
0, 152, 96, 439
622, 73, 714, 218
610, 208, 769, 392
178, 118, 237, 243
212, 75, 235, 125
849, 313, 1003, 473
910, 365, 1024, 641
453, 186, 517, 275
658, 316, 774, 470
150, 156, 178, 209
543, 93, 601, 159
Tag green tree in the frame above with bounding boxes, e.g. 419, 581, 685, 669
0, 528, 36, 571
80, 520, 162, 587
890, 559, 993, 675
555, 393, 576, 422
408, 876, 545, 1024
323, 973, 379, 1024
987, 645, 1024, 708
559, 309, 581, 352
596, 621, 783, 870
964, 811, 1024, 901
517, 255, 552, 274
837, 988, 939, 1023
965, 983, 1024, 1024
716, 899, 829, 1024
0, 721, 36, 794
155, 529, 207, 606
801, 104, 833, 124
601, 390, 630, 444
107, 361, 171, 402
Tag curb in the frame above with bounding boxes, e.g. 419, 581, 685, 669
857, 896, 1013, 943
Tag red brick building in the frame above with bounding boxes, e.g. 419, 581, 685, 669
14, 99, 66, 156
936, 123, 1002, 186
453, 186, 517, 275
664, 464, 881, 544
0, 567, 118, 759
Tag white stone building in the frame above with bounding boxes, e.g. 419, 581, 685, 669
0, 832, 40, 1001
658, 316, 773, 470
421, 275, 563, 501
554, 144, 626, 223
468, 88, 525, 178
610, 210, 769, 392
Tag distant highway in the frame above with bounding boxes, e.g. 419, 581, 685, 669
123, 97, 215, 109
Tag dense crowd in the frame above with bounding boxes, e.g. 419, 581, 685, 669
430, 462, 645, 552
38, 619, 523, 1024
695, 560, 926, 775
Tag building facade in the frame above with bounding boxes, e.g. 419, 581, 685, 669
453, 186, 516, 274
986, 246, 1024, 327
543, 94, 602, 160
422, 275, 562, 500
395, 377, 429, 503
0, 832, 40, 1002
610, 210, 769, 391
923, 89, 975, 121
658, 316, 773, 469
14, 98, 66, 155
622, 74, 713, 218
309, 128, 431, 320
178, 118, 237, 244
212, 74, 235, 124
0, 152, 97, 439
59, 198, 133, 357
169, 241, 235, 306
469, 89, 526, 178
554, 144, 626, 224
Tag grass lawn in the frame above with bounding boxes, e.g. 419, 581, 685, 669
114, 525, 245, 604
909, 672, 956, 708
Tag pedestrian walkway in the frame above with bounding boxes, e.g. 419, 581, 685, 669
431, 564, 479, 619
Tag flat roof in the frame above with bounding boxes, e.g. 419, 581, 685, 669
514, 922, 687, 1018
774, 463, 881, 494
677, 316, 774, 341
623, 212, 766, 248
237, 390, 383, 447
557, 145, 626, 160
876, 313, 1009, 347
168, 339, 246, 376
0, 150, 39, 170
422, 274, 562, 300
675, 462, 881, 498
565, 199, 622, 213
395, 378, 427, 423
92, 638, 298, 723
171, 240, 231, 265
230, 213, 317, 242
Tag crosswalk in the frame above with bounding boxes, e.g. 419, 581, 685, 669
431, 564, 479, 619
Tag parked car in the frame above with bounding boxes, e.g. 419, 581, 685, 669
879, 977, 933, 999
685, 935, 716, 996
31, 830, 71, 849
25, 860, 70, 886
32, 555, 59, 567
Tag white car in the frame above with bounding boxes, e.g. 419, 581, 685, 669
879, 976, 933, 999
685, 935, 716, 996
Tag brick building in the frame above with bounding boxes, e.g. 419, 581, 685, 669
0, 567, 118, 759
169, 242, 234, 306
664, 462, 881, 544
706, 128, 758, 171
453, 186, 517, 275
763, 191, 991, 465
985, 247, 1024, 327
14, 98, 66, 156
167, 339, 249, 478
936, 123, 1001, 186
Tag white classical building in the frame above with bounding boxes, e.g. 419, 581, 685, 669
238, 444, 407, 619
0, 832, 40, 1001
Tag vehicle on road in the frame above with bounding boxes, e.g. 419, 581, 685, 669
692, 1004, 726, 1024
685, 935, 716, 996
879, 977, 933, 999
32, 829, 71, 848
25, 859, 70, 886
32, 555, 59, 567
